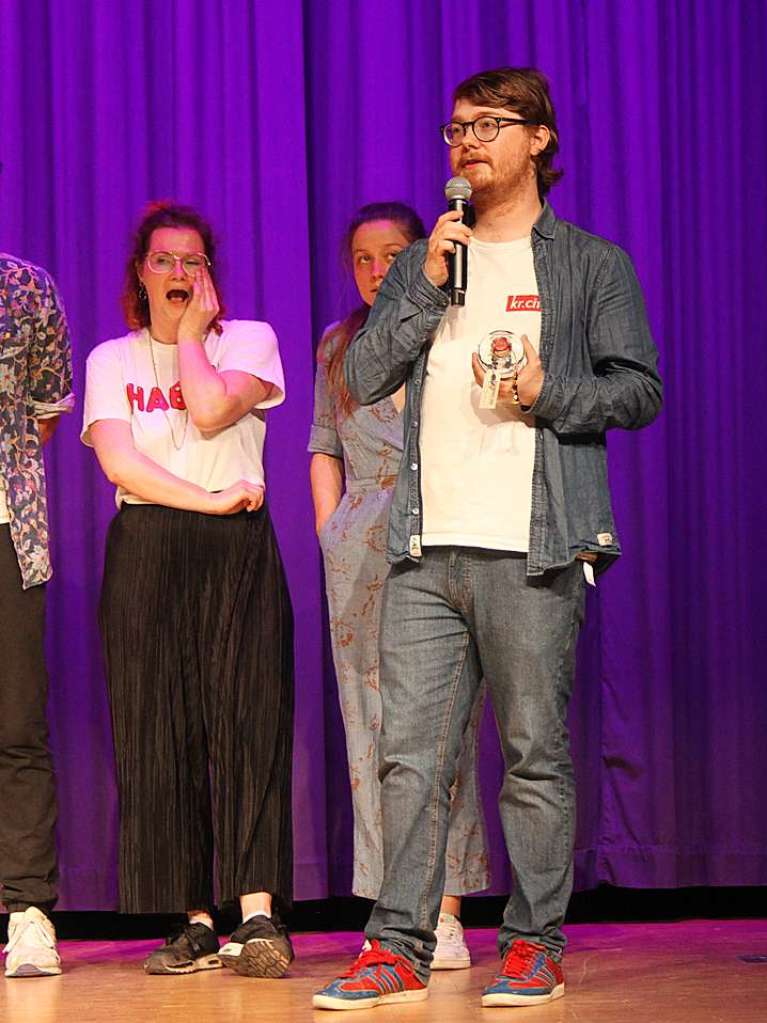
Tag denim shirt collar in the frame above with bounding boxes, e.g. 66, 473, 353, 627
532, 200, 557, 240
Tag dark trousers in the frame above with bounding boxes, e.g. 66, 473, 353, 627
0, 525, 58, 912
99, 504, 294, 914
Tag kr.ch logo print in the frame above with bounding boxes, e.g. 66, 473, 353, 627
506, 294, 541, 312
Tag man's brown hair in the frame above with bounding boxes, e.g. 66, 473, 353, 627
453, 67, 563, 198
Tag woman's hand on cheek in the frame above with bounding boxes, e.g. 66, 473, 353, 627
179, 268, 220, 340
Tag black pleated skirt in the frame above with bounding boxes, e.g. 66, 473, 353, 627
99, 503, 293, 914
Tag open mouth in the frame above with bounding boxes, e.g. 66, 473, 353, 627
166, 288, 190, 304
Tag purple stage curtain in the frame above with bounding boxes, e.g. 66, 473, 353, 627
1, 0, 765, 908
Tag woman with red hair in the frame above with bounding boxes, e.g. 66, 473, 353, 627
82, 202, 294, 979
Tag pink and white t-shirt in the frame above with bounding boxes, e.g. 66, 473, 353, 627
81, 319, 285, 507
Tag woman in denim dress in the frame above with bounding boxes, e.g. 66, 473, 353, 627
309, 202, 489, 968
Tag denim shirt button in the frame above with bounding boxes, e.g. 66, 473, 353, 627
410, 462, 418, 471
411, 507, 419, 516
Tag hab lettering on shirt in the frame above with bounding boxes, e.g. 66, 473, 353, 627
126, 381, 186, 413
506, 294, 541, 313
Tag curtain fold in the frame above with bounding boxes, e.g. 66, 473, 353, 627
1, 0, 764, 907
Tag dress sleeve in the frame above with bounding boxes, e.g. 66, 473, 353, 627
308, 331, 342, 458
214, 320, 285, 409
80, 341, 131, 446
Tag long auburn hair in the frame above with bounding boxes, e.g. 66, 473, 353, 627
320, 202, 426, 417
121, 200, 225, 333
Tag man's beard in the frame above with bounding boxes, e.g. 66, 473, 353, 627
474, 161, 535, 211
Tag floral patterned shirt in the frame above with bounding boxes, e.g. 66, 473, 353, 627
0, 254, 74, 588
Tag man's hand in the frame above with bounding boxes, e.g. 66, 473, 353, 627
423, 210, 473, 287
471, 335, 544, 408
37, 416, 61, 445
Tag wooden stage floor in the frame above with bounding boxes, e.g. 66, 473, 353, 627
1, 919, 765, 1022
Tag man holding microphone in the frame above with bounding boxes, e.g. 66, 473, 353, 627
314, 66, 661, 1011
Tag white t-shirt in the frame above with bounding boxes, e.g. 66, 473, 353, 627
420, 236, 541, 552
81, 320, 285, 507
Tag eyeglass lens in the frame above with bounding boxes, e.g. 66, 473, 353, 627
146, 252, 208, 274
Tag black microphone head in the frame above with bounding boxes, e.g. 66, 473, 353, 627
445, 176, 472, 202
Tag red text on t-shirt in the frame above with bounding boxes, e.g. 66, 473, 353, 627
126, 382, 186, 412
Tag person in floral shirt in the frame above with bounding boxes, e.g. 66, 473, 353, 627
0, 252, 74, 978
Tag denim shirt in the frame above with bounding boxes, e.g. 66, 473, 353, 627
344, 203, 662, 577
0, 255, 74, 588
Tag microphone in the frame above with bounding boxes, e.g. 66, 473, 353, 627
444, 176, 472, 306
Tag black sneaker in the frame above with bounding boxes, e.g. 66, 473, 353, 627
143, 922, 222, 975
219, 915, 294, 978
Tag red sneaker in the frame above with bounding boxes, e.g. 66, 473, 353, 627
481, 939, 565, 1007
313, 940, 428, 1011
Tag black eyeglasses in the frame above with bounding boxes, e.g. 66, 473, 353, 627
440, 116, 534, 147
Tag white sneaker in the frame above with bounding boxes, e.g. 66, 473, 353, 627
4, 906, 62, 977
432, 912, 471, 970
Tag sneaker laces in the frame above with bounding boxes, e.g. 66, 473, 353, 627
165, 922, 207, 953
437, 914, 462, 941
501, 939, 547, 978
341, 940, 412, 977
5, 916, 56, 956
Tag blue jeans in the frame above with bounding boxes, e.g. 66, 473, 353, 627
364, 548, 585, 981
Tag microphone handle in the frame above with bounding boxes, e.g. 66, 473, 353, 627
447, 197, 469, 306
